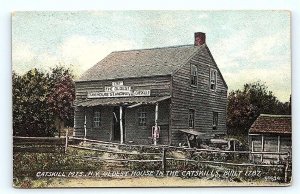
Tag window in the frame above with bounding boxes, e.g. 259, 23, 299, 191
251, 135, 262, 152
93, 111, 101, 128
263, 136, 278, 152
189, 109, 195, 128
213, 112, 218, 130
210, 69, 217, 90
191, 64, 198, 86
138, 107, 147, 126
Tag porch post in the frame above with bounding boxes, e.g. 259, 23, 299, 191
154, 102, 159, 145
233, 140, 236, 151
251, 137, 254, 162
277, 135, 281, 162
120, 106, 124, 144
84, 108, 87, 140
277, 135, 281, 152
261, 135, 264, 162
251, 137, 254, 152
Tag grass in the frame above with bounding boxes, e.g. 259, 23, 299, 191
13, 147, 104, 188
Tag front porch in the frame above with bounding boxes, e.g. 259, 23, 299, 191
74, 96, 171, 145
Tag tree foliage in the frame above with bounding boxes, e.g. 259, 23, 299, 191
13, 67, 75, 137
47, 67, 75, 136
13, 69, 53, 136
227, 81, 291, 136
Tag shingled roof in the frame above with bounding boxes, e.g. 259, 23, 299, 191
249, 114, 292, 134
78, 44, 203, 81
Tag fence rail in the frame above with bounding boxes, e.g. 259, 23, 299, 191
67, 137, 291, 182
68, 145, 160, 156
13, 136, 67, 153
69, 137, 290, 158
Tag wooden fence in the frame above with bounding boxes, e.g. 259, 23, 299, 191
67, 137, 291, 182
13, 136, 67, 153
68, 137, 290, 163
13, 135, 291, 182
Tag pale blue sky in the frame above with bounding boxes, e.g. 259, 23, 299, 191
12, 11, 291, 102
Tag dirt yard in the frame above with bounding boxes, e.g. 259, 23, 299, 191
46, 177, 288, 187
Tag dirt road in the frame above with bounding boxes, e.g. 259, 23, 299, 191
47, 177, 287, 187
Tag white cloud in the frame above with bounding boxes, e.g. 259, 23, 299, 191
212, 28, 290, 70
211, 30, 249, 69
12, 42, 63, 74
211, 28, 291, 102
242, 30, 290, 64
59, 35, 137, 76
197, 14, 209, 19
12, 41, 35, 63
34, 52, 60, 70
12, 35, 138, 77
12, 41, 37, 74
223, 64, 291, 102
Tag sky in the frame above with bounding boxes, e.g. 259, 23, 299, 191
12, 11, 291, 102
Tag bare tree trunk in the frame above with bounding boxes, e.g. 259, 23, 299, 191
55, 116, 65, 138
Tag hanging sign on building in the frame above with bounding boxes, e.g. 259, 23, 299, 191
87, 81, 151, 98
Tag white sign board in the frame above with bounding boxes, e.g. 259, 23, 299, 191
112, 81, 123, 86
105, 86, 132, 92
87, 81, 151, 98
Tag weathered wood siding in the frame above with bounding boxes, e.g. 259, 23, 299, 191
170, 46, 228, 145
125, 100, 170, 145
74, 75, 171, 142
264, 135, 278, 152
280, 135, 292, 152
73, 106, 112, 141
251, 135, 262, 152
73, 106, 85, 137
86, 106, 112, 141
249, 134, 292, 164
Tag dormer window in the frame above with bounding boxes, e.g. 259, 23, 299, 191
210, 69, 217, 90
191, 64, 198, 86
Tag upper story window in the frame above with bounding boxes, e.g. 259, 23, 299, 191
210, 69, 217, 90
213, 112, 218, 130
191, 64, 198, 86
138, 107, 147, 126
188, 109, 195, 128
93, 110, 101, 128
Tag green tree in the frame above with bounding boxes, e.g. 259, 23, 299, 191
13, 69, 54, 136
13, 66, 76, 137
227, 81, 290, 137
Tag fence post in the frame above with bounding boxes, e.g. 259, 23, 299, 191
284, 153, 290, 183
64, 128, 69, 154
161, 147, 166, 175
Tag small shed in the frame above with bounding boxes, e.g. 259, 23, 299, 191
249, 114, 292, 164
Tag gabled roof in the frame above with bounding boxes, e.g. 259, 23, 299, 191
249, 114, 292, 134
78, 44, 203, 82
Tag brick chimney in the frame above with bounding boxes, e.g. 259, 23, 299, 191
194, 32, 206, 46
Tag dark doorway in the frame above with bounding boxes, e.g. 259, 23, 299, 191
112, 106, 125, 141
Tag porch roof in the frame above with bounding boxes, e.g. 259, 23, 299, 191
76, 96, 171, 107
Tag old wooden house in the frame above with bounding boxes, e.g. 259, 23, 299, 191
249, 114, 292, 164
74, 32, 228, 146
